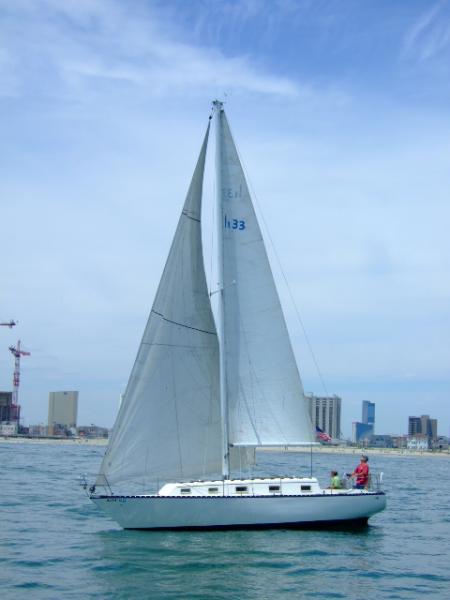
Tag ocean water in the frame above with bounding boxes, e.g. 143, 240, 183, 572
1, 443, 449, 600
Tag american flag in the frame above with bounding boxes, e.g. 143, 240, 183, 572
315, 426, 332, 442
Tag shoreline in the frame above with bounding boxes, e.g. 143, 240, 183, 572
1, 436, 449, 457
259, 445, 450, 458
0, 436, 109, 446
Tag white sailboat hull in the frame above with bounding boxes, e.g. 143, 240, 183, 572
92, 492, 386, 530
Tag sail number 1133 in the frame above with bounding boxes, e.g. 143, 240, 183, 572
224, 215, 246, 230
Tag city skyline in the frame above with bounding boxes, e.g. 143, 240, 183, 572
5, 387, 447, 440
1, 1, 449, 436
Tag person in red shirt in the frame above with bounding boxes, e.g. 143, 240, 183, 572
352, 455, 369, 489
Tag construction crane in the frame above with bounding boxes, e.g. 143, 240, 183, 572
0, 320, 17, 328
9, 340, 31, 423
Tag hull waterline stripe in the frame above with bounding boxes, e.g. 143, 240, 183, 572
123, 517, 370, 531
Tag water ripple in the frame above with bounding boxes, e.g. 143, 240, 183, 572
1, 443, 449, 599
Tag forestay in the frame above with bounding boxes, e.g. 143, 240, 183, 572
216, 108, 315, 447
97, 125, 222, 490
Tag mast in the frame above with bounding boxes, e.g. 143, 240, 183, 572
213, 100, 230, 479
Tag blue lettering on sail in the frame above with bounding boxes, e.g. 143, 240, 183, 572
222, 185, 243, 200
224, 215, 246, 230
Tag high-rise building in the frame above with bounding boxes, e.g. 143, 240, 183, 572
306, 394, 341, 439
408, 415, 438, 441
420, 415, 430, 437
352, 400, 375, 443
0, 391, 13, 422
429, 419, 437, 440
362, 401, 375, 426
352, 421, 374, 443
0, 391, 20, 424
408, 416, 421, 435
48, 391, 78, 435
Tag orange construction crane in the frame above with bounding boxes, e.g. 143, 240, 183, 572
9, 340, 31, 424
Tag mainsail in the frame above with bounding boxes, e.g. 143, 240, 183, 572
216, 106, 315, 448
97, 124, 222, 490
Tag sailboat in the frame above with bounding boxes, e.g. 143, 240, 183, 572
90, 102, 386, 529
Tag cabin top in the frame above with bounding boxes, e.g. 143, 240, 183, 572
158, 477, 322, 497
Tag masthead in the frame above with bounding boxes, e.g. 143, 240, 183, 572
212, 99, 224, 111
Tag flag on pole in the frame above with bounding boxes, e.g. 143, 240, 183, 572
315, 426, 332, 442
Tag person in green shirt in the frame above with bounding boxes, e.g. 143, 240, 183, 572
329, 470, 342, 489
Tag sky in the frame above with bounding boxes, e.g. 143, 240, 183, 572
1, 0, 449, 437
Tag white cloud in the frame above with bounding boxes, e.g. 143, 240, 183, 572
0, 0, 303, 101
61, 48, 300, 98
0, 0, 449, 433
403, 1, 450, 61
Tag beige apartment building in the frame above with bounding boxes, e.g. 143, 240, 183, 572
305, 394, 341, 439
48, 391, 78, 435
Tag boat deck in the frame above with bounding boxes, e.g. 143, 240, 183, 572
154, 476, 375, 497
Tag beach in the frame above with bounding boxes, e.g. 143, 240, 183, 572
263, 445, 450, 458
0, 435, 109, 446
1, 435, 448, 458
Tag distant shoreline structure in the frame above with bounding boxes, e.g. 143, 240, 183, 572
0, 436, 449, 457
